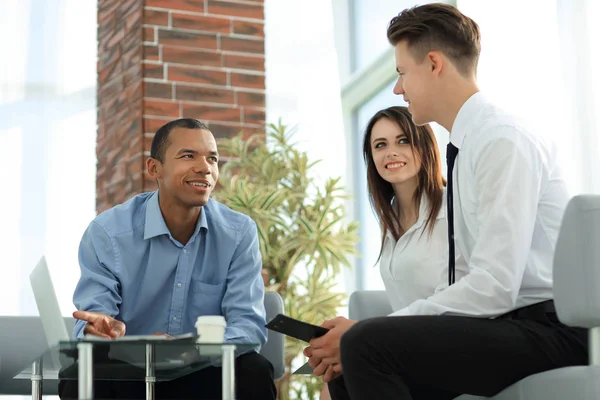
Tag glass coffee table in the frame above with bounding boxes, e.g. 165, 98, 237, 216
14, 336, 257, 400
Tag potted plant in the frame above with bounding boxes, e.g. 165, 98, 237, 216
213, 121, 359, 399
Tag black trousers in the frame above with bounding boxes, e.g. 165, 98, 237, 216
58, 351, 276, 400
328, 302, 588, 400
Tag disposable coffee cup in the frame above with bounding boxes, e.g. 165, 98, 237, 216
195, 315, 226, 343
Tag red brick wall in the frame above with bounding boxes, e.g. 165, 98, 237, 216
96, 0, 266, 213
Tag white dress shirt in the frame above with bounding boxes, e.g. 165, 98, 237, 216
380, 190, 469, 316
392, 92, 569, 318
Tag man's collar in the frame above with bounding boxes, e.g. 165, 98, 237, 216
450, 91, 486, 149
144, 191, 170, 240
191, 203, 209, 239
144, 191, 209, 241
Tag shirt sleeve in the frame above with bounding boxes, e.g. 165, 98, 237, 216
72, 221, 122, 338
221, 218, 267, 349
390, 130, 544, 317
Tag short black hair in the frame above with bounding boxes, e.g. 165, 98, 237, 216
150, 118, 209, 162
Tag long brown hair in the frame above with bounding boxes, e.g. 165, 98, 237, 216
363, 106, 445, 262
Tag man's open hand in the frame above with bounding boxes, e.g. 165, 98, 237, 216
73, 310, 126, 339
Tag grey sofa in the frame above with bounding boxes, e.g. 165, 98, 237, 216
349, 194, 600, 399
0, 290, 285, 395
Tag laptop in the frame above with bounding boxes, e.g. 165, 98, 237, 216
29, 256, 198, 372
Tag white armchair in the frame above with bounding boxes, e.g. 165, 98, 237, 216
456, 194, 600, 399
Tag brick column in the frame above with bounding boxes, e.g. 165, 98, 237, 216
96, 0, 266, 213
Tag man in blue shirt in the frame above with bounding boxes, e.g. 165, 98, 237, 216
59, 118, 276, 400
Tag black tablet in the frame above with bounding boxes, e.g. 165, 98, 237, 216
265, 314, 329, 343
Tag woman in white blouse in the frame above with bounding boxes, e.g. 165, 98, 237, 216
311, 106, 466, 399
366, 106, 467, 312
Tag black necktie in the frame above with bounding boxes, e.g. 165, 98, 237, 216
446, 143, 459, 286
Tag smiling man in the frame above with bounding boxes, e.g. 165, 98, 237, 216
59, 118, 276, 400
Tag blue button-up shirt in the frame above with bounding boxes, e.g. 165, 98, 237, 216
72, 191, 267, 350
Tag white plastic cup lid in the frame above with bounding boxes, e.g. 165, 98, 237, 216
195, 315, 226, 327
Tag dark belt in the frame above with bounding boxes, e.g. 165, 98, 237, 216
497, 300, 556, 321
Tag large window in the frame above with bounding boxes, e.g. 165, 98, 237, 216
0, 0, 97, 317
350, 0, 414, 72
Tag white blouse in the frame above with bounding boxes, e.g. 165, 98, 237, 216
379, 189, 468, 316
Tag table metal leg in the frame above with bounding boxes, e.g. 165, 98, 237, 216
221, 345, 236, 400
31, 358, 42, 400
78, 342, 93, 400
146, 343, 156, 400
591, 326, 600, 365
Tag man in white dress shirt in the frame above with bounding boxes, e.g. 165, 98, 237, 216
308, 4, 588, 400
